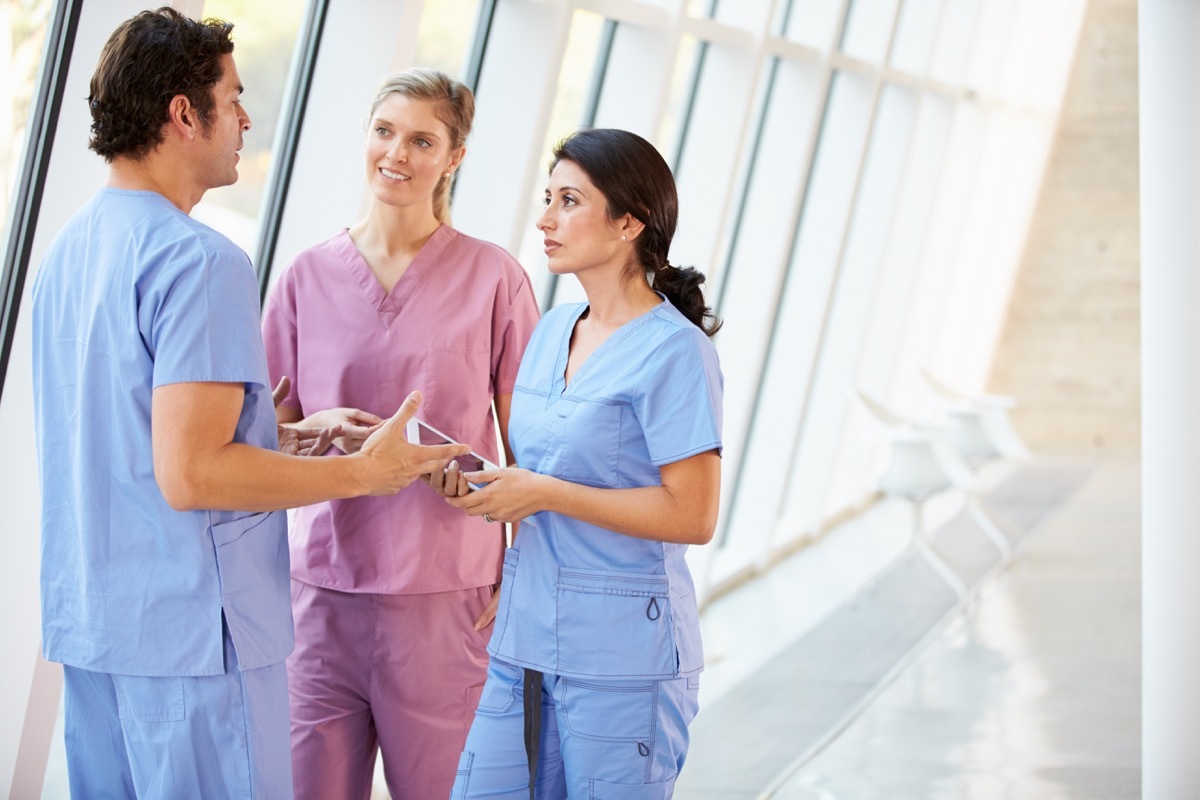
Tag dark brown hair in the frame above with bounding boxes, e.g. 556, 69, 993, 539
88, 7, 235, 162
551, 128, 722, 336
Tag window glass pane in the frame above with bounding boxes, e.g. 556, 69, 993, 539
964, 0, 1013, 96
889, 100, 985, 417
514, 9, 605, 309
934, 110, 1048, 389
1028, 0, 1086, 111
190, 0, 307, 256
784, 0, 845, 51
670, 41, 756, 288
889, 0, 942, 76
713, 0, 773, 31
929, 0, 981, 85
839, 0, 900, 63
657, 33, 699, 168
413, 0, 484, 79
996, 0, 1042, 105
856, 93, 953, 402
1, 0, 53, 245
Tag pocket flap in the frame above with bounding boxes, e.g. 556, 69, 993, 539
557, 569, 669, 598
210, 511, 271, 546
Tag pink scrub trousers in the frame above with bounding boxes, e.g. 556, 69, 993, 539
288, 579, 494, 799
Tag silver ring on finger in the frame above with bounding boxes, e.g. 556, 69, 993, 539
483, 513, 494, 524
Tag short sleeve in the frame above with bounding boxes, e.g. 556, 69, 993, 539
146, 245, 267, 390
261, 268, 300, 409
491, 265, 541, 395
633, 329, 724, 466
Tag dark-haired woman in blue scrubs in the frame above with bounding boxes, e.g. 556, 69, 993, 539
445, 128, 724, 799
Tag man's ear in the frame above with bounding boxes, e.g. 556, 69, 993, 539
166, 94, 198, 141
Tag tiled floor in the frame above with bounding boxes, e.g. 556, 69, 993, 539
679, 453, 1139, 799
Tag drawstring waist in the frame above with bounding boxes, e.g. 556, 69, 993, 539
523, 668, 543, 800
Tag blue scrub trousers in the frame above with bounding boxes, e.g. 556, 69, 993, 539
61, 621, 292, 799
451, 657, 699, 799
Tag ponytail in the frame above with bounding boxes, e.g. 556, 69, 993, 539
651, 263, 722, 337
551, 129, 723, 336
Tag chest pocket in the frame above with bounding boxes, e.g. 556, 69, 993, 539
552, 399, 622, 488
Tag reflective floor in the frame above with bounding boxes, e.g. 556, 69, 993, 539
680, 454, 1140, 799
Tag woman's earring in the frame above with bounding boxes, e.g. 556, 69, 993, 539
621, 235, 627, 241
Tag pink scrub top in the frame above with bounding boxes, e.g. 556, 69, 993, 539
262, 225, 540, 594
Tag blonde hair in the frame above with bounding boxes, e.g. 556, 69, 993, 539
369, 68, 475, 225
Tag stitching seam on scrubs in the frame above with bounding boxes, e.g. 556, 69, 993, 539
493, 558, 517, 648
557, 570, 667, 585
453, 751, 474, 798
647, 679, 660, 783
555, 585, 667, 598
231, 646, 256, 797
649, 439, 723, 467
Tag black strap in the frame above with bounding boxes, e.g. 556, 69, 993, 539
522, 669, 543, 800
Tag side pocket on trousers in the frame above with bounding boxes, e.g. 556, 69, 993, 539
589, 775, 676, 799
450, 750, 474, 799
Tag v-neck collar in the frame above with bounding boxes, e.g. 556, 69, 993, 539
555, 296, 667, 396
337, 225, 454, 329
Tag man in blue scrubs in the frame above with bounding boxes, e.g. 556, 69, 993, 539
30, 8, 467, 798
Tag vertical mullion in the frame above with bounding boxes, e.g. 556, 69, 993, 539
0, 0, 83, 401
254, 0, 330, 302
463, 0, 500, 95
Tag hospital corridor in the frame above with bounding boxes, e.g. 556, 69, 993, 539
0, 0, 1167, 797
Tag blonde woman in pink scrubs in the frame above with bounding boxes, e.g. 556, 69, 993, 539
261, 68, 539, 800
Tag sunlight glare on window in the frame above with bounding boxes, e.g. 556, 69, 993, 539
414, 0, 484, 79
190, 0, 305, 255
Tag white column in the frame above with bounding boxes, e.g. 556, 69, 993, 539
1140, 0, 1200, 796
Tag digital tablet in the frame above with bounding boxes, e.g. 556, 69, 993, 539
405, 418, 499, 490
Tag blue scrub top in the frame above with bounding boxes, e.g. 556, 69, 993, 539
32, 189, 291, 677
489, 298, 723, 680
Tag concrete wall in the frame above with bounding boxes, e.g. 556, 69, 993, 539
988, 0, 1140, 452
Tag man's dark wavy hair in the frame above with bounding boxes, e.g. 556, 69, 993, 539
88, 7, 234, 162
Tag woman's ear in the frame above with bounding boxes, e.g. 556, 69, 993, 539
446, 145, 467, 177
618, 214, 646, 242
